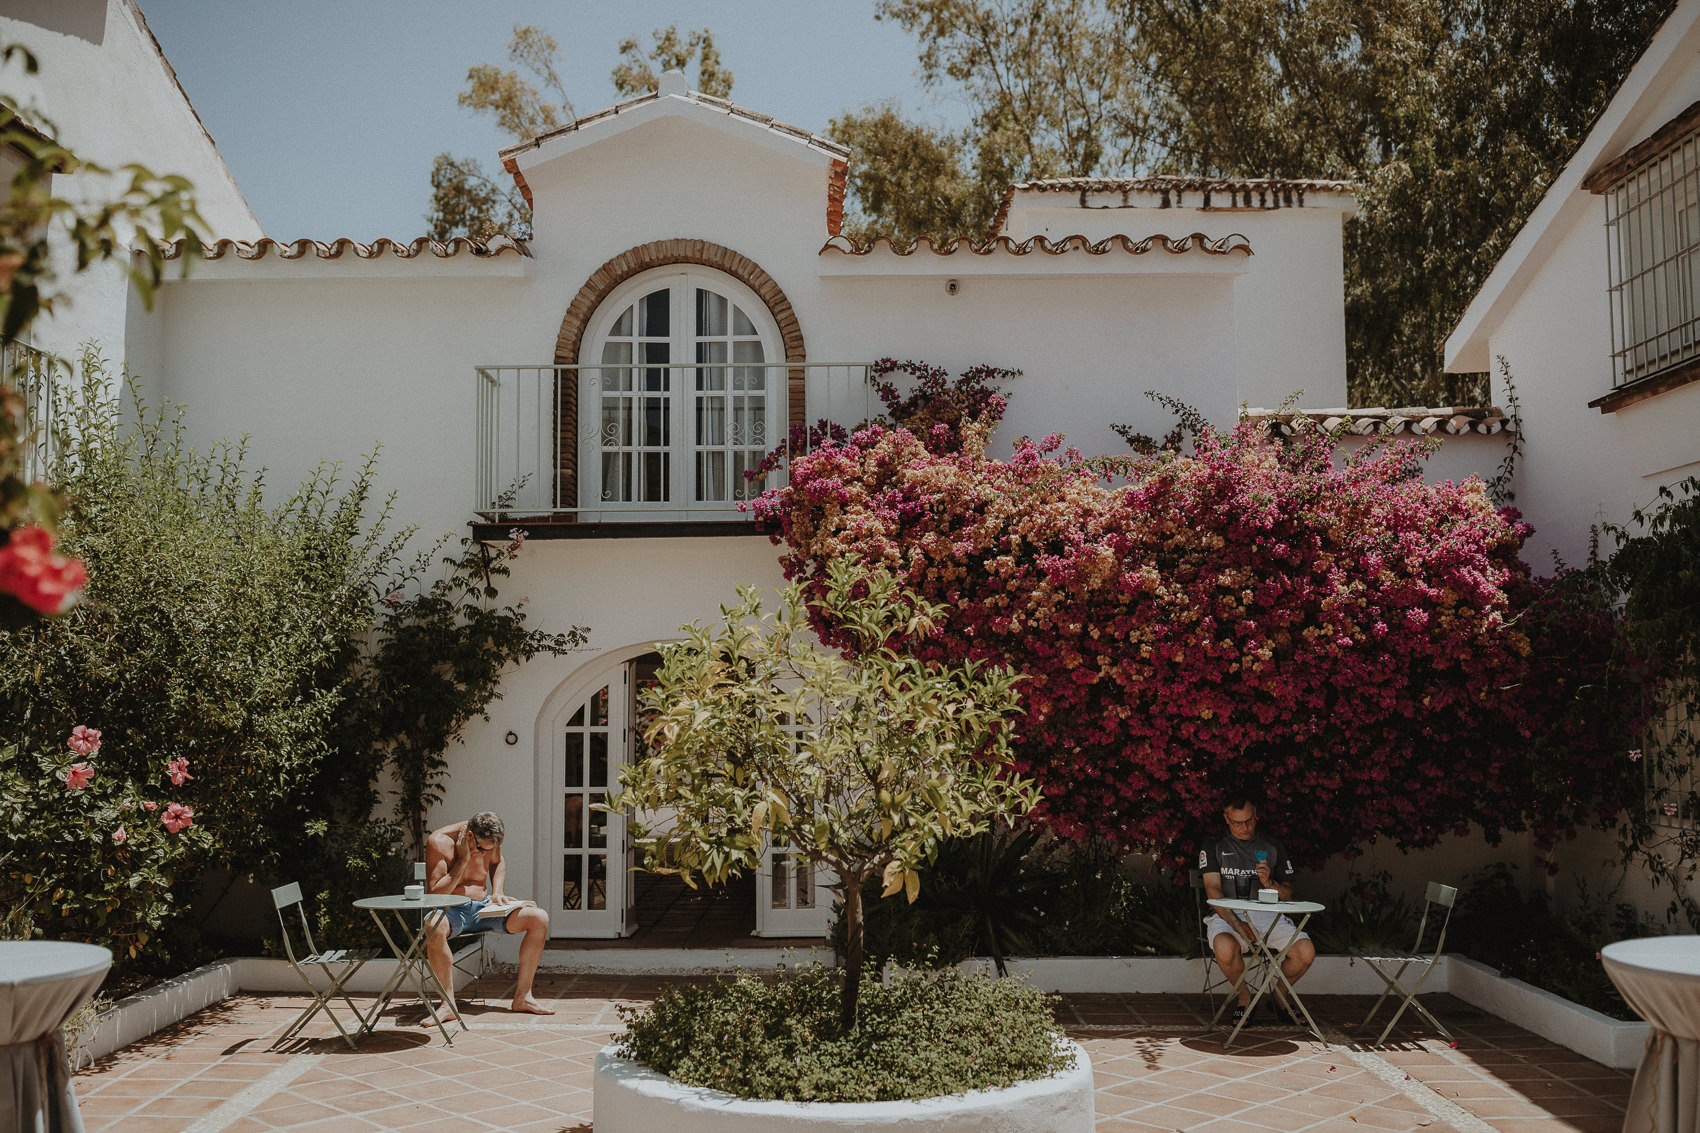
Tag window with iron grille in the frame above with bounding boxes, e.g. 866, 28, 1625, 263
1605, 127, 1700, 388
1647, 681, 1700, 831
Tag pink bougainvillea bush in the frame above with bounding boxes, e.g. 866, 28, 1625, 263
751, 391, 1650, 869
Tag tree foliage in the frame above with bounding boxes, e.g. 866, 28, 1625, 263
838, 0, 1672, 405
611, 561, 1037, 1030
751, 368, 1652, 871
341, 528, 587, 858
427, 24, 733, 242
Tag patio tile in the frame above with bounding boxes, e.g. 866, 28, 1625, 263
73, 989, 1636, 1132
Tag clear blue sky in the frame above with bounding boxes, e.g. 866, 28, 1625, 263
139, 0, 966, 241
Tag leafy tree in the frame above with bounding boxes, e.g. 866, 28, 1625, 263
427, 24, 733, 242
611, 561, 1038, 1031
611, 25, 733, 99
843, 0, 1671, 406
826, 105, 994, 245
1, 351, 404, 889
2, 44, 206, 619
341, 528, 588, 858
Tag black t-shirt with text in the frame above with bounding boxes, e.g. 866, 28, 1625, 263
1199, 830, 1297, 901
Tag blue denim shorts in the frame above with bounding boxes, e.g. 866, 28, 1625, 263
442, 896, 519, 937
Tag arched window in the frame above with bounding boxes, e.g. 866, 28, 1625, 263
580, 269, 783, 518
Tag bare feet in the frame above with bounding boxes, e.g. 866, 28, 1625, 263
511, 993, 554, 1015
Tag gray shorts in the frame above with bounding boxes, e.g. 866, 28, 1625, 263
441, 897, 519, 937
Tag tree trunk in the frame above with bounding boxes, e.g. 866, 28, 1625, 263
839, 872, 864, 1034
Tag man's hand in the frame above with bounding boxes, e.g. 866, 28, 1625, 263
453, 825, 474, 863
1255, 860, 1272, 888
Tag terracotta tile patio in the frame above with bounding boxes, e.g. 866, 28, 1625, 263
73, 974, 1635, 1132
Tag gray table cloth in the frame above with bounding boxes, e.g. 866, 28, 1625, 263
1, 940, 112, 1133
1603, 936, 1700, 1133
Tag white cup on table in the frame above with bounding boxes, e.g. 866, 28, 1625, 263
1258, 888, 1279, 903
403, 884, 424, 901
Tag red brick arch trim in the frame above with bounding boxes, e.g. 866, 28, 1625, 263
552, 240, 808, 512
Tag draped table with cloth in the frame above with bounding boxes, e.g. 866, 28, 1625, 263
1602, 936, 1700, 1133
1, 940, 111, 1133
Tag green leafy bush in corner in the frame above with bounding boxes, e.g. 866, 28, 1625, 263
1305, 871, 1420, 955
1447, 863, 1656, 1021
616, 965, 1071, 1102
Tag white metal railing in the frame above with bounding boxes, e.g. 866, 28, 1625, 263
474, 362, 875, 521
3, 339, 57, 484
1606, 128, 1700, 388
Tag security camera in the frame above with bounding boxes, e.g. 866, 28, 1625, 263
946, 278, 960, 296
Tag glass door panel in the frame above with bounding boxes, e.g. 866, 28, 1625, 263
552, 681, 624, 935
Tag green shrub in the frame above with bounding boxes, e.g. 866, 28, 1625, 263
1447, 863, 1655, 1020
616, 965, 1072, 1102
1305, 871, 1420, 955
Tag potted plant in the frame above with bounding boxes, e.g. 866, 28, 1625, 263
597, 561, 1093, 1131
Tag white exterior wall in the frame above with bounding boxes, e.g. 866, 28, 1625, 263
0, 0, 260, 361
1002, 197, 1352, 412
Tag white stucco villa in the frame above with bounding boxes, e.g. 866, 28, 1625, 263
22, 0, 1690, 941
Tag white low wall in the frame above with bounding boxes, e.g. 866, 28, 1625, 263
79, 950, 1650, 1071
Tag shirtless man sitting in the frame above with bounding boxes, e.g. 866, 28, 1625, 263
424, 811, 554, 1016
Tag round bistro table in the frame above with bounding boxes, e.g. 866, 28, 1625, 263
353, 893, 470, 1043
1602, 936, 1700, 1133
1207, 897, 1326, 1049
0, 940, 112, 1133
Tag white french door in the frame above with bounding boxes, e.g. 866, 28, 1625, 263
582, 270, 781, 518
755, 836, 831, 938
547, 677, 628, 937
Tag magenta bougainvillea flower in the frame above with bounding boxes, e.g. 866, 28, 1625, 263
753, 399, 1649, 868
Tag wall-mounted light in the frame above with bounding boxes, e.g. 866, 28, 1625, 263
946, 278, 960, 296
504, 731, 519, 746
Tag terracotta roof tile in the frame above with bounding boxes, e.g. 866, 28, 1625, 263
989, 175, 1357, 237
156, 236, 530, 261
820, 231, 1253, 258
1241, 405, 1516, 437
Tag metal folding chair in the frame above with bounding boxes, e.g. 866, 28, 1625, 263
1190, 869, 1234, 1002
414, 862, 487, 1001
270, 882, 376, 1049
1354, 881, 1458, 1043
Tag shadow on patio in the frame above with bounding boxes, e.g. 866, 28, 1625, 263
72, 976, 1631, 1132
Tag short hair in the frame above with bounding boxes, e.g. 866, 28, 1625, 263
1221, 790, 1260, 814
468, 811, 505, 843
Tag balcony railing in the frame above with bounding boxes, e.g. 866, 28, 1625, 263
3, 339, 57, 484
474, 362, 876, 522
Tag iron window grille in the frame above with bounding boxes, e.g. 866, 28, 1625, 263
1606, 127, 1700, 388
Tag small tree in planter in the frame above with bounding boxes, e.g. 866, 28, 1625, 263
610, 559, 1040, 1031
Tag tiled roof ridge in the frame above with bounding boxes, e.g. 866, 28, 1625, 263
156, 236, 531, 261
989, 175, 1356, 237
820, 231, 1254, 258
497, 88, 850, 163
1241, 405, 1517, 437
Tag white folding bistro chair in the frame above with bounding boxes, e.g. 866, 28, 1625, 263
270, 882, 376, 1049
414, 862, 488, 1002
1354, 881, 1458, 1044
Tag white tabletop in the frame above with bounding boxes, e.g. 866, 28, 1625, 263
1209, 898, 1325, 915
0, 941, 112, 986
353, 893, 469, 911
1602, 936, 1700, 979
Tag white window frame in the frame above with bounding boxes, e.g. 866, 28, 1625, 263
577, 268, 785, 520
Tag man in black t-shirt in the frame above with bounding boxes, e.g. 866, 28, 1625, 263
1198, 792, 1316, 1026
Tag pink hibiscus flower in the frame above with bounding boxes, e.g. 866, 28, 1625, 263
166, 756, 192, 786
112, 826, 128, 844
68, 725, 101, 757
161, 802, 195, 833
65, 763, 93, 790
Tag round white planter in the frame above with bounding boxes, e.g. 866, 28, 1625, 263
593, 1038, 1095, 1133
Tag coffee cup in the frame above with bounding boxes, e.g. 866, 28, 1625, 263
403, 884, 424, 901
1258, 888, 1279, 903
